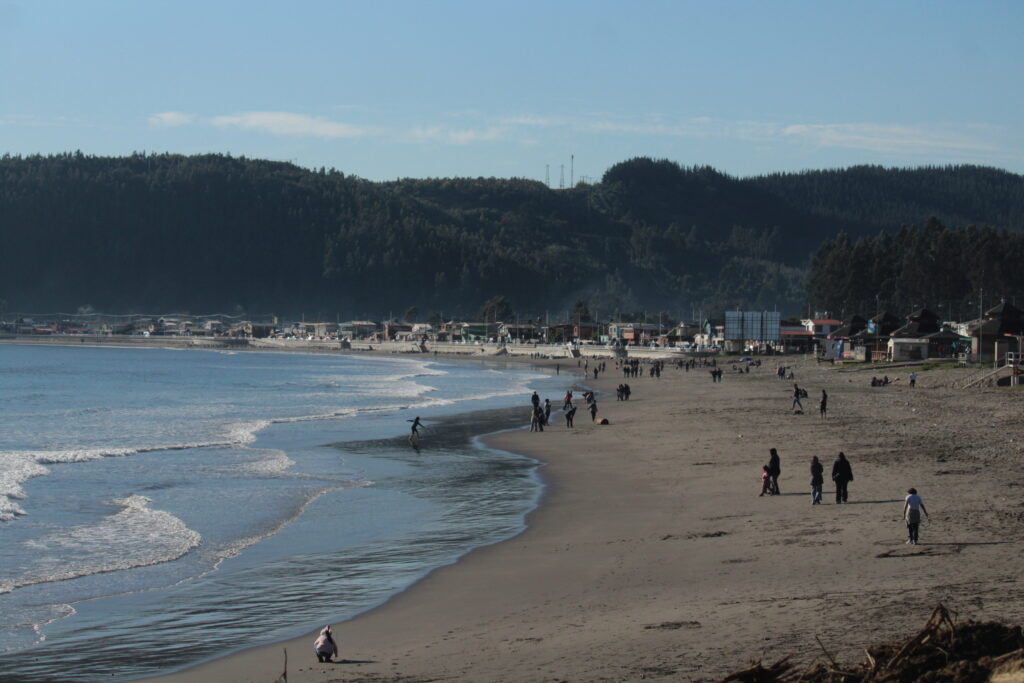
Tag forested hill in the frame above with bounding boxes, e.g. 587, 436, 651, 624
0, 153, 1021, 319
749, 165, 1024, 236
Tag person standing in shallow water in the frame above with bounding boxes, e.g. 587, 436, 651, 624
407, 416, 424, 445
809, 456, 824, 504
831, 452, 853, 503
903, 488, 929, 544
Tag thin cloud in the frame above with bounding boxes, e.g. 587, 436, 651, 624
409, 126, 505, 145
780, 123, 998, 155
581, 114, 1003, 158
147, 111, 194, 128
0, 114, 90, 128
499, 114, 559, 127
210, 112, 370, 139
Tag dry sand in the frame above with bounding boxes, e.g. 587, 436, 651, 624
147, 356, 1024, 682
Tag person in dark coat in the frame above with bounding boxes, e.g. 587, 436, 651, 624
810, 456, 824, 504
831, 452, 853, 503
768, 448, 781, 495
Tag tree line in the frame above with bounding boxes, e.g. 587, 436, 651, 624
806, 218, 1024, 320
0, 153, 1021, 319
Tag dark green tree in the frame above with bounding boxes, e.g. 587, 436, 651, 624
478, 296, 513, 322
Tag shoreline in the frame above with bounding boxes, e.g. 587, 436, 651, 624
145, 356, 1024, 682
0, 342, 575, 682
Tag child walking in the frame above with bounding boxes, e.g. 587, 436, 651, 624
759, 465, 772, 497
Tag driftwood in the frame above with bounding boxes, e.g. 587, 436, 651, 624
272, 648, 287, 683
719, 656, 795, 683
715, 603, 1023, 683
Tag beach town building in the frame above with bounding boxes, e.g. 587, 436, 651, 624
670, 321, 702, 341
411, 323, 434, 339
499, 323, 541, 343
382, 321, 413, 341
966, 301, 1024, 362
607, 322, 662, 346
693, 318, 725, 349
801, 317, 842, 336
820, 315, 868, 360
849, 312, 903, 361
338, 321, 379, 340
887, 309, 943, 362
441, 322, 492, 342
777, 327, 815, 353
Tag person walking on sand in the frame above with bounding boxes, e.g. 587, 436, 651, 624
589, 400, 598, 422
810, 456, 824, 504
792, 383, 803, 411
563, 390, 573, 410
543, 398, 552, 425
768, 448, 782, 495
903, 488, 929, 544
565, 405, 577, 428
531, 391, 540, 410
759, 464, 772, 497
819, 389, 828, 419
314, 625, 338, 663
831, 452, 853, 503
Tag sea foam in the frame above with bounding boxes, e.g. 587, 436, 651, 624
1, 495, 200, 595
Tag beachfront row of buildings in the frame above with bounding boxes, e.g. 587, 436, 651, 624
0, 314, 693, 346
781, 303, 1024, 363
3, 303, 1023, 363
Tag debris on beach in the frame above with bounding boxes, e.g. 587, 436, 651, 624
717, 605, 1024, 683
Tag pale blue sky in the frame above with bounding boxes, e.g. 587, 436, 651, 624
1, 0, 1021, 181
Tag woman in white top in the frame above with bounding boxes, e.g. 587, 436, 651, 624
903, 488, 929, 545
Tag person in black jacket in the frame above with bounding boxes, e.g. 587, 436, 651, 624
768, 448, 782, 495
810, 456, 824, 504
831, 452, 853, 503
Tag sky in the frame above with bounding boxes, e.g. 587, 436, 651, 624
1, 0, 1022, 182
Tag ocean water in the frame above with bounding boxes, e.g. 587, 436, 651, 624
0, 344, 570, 682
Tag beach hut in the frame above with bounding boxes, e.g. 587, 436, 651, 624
966, 302, 1024, 361
924, 327, 964, 358
821, 315, 868, 360
886, 309, 942, 361
849, 312, 902, 361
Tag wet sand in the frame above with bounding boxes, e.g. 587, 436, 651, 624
147, 357, 1024, 682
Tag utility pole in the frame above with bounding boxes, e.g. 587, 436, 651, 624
979, 287, 984, 366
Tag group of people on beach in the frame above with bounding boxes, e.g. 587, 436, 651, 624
759, 448, 929, 543
526, 388, 605, 430
761, 449, 853, 504
789, 383, 828, 419
617, 358, 669, 379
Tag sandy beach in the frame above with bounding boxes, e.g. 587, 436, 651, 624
140, 354, 1024, 682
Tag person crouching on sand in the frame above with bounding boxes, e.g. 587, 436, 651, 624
314, 625, 338, 662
